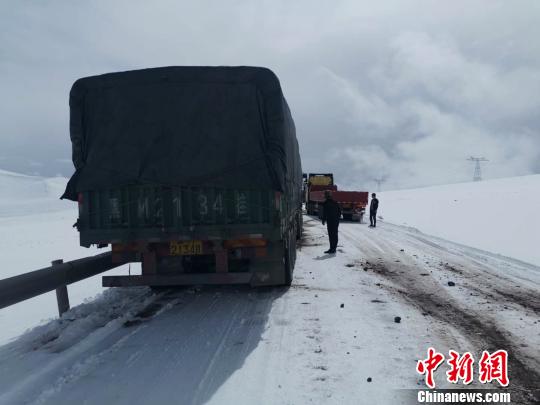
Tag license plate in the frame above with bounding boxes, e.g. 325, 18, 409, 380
170, 240, 203, 256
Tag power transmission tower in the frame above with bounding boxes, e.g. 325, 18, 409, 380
467, 157, 488, 181
373, 177, 386, 192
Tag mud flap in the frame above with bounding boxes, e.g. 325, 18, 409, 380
250, 261, 286, 286
250, 241, 287, 287
296, 211, 303, 240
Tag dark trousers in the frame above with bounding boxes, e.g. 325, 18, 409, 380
327, 222, 339, 251
370, 210, 377, 226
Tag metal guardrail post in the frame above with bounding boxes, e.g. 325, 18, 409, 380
0, 252, 124, 310
51, 259, 70, 316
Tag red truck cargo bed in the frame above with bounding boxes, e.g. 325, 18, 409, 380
309, 190, 368, 204
308, 190, 369, 222
309, 184, 338, 193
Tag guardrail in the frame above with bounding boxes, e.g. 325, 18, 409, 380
0, 252, 125, 316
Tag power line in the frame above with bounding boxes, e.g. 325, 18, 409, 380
467, 157, 488, 181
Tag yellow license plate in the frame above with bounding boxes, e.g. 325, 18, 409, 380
170, 240, 203, 256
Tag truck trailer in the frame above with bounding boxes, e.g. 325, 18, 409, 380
62, 66, 303, 287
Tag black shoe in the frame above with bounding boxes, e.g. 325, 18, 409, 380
328, 250, 336, 254
324, 249, 332, 254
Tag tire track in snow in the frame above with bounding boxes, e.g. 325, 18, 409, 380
375, 261, 539, 405
192, 290, 278, 404
339, 223, 539, 404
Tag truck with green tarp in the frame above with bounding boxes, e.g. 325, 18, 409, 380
62, 66, 303, 287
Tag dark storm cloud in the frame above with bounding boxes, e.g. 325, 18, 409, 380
1, 0, 539, 189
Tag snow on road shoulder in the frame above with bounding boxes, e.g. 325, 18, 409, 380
379, 174, 540, 267
0, 287, 171, 405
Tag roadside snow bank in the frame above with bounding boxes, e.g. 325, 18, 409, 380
12, 287, 153, 354
379, 174, 540, 266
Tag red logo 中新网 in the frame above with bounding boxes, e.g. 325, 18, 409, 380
416, 349, 509, 388
479, 350, 509, 387
416, 347, 445, 389
446, 350, 474, 385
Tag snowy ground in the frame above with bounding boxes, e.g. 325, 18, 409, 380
379, 174, 540, 267
0, 172, 539, 404
0, 216, 538, 404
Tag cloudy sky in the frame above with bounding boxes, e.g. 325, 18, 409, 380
1, 0, 539, 190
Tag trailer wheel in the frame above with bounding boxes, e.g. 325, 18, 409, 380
291, 229, 297, 266
283, 225, 298, 286
284, 237, 293, 286
296, 212, 303, 240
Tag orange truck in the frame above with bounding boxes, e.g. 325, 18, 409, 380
304, 173, 335, 214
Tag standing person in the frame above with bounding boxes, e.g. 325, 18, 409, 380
369, 193, 379, 228
321, 190, 341, 253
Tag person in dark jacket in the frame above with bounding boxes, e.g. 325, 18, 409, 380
369, 193, 379, 227
321, 190, 341, 253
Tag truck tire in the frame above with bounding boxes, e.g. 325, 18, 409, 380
291, 229, 297, 266
284, 236, 293, 286
343, 214, 352, 221
284, 224, 298, 286
296, 212, 303, 240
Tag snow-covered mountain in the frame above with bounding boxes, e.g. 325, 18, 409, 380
379, 174, 540, 267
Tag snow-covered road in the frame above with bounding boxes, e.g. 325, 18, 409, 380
0, 216, 538, 404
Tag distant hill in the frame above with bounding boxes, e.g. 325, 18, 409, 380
379, 174, 540, 267
0, 169, 70, 217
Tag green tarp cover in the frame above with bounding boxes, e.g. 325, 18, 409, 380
62, 66, 301, 202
